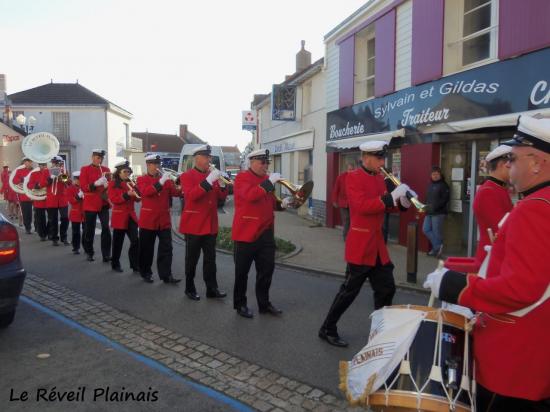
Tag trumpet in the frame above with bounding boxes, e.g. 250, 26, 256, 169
380, 167, 426, 212
208, 164, 233, 185
157, 168, 181, 182
126, 176, 141, 199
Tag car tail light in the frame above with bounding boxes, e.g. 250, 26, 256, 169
0, 223, 19, 264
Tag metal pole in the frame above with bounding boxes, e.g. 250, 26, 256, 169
406, 219, 418, 283
467, 140, 477, 257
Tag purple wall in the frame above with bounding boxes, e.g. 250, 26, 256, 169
375, 9, 396, 97
339, 36, 355, 108
499, 0, 550, 60
411, 0, 444, 85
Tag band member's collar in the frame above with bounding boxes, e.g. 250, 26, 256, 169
360, 165, 378, 176
520, 180, 550, 197
147, 173, 157, 178
91, 163, 100, 168
486, 176, 507, 188
248, 168, 264, 178
194, 166, 207, 174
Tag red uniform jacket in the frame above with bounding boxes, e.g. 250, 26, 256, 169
41, 169, 68, 208
12, 168, 32, 202
345, 167, 398, 266
473, 177, 513, 264
27, 168, 49, 209
136, 174, 180, 230
452, 185, 550, 400
108, 179, 139, 230
1, 170, 9, 194
331, 171, 349, 208
232, 170, 281, 243
79, 164, 110, 212
178, 167, 227, 235
65, 184, 85, 223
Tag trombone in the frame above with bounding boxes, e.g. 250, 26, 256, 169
380, 167, 426, 212
273, 178, 314, 208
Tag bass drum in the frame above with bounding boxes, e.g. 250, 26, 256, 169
367, 305, 473, 412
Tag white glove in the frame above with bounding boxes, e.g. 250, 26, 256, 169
441, 302, 474, 319
77, 190, 84, 199
50, 174, 56, 179
269, 172, 282, 184
400, 196, 412, 208
281, 197, 294, 209
206, 169, 221, 185
159, 173, 170, 185
94, 176, 107, 187
422, 267, 449, 298
391, 183, 410, 205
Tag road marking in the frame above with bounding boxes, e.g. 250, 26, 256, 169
20, 295, 254, 412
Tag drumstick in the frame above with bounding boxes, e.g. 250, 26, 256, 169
487, 228, 495, 244
428, 260, 445, 307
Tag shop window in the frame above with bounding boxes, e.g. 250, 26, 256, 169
443, 0, 497, 75
354, 26, 376, 104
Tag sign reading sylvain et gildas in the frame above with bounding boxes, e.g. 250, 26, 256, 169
327, 47, 550, 141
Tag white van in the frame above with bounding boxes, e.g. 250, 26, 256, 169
178, 144, 226, 174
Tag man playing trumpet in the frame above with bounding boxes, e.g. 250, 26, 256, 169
319, 141, 413, 347
80, 149, 112, 262
178, 145, 228, 301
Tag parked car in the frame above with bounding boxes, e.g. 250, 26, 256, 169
0, 213, 26, 328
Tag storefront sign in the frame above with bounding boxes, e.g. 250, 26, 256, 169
242, 110, 257, 131
327, 47, 550, 141
262, 131, 313, 155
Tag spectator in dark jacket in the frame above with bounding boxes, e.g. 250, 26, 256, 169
331, 163, 355, 240
422, 166, 450, 258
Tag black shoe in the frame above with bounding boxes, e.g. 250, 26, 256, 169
259, 303, 283, 316
112, 265, 123, 273
141, 275, 154, 283
435, 245, 444, 259
40, 237, 47, 241
185, 291, 200, 301
87, 254, 95, 262
73, 250, 80, 255
236, 306, 254, 318
52, 240, 59, 246
131, 267, 140, 274
318, 329, 348, 348
162, 276, 181, 284
25, 230, 32, 235
62, 240, 70, 246
206, 289, 227, 299
102, 256, 111, 263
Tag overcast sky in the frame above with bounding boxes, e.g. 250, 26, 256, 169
1, 0, 366, 150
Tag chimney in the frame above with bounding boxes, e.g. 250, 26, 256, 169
179, 124, 188, 141
296, 40, 311, 72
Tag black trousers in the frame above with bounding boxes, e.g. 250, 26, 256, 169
34, 207, 48, 239
184, 233, 218, 293
83, 206, 111, 258
20, 201, 33, 232
71, 222, 83, 251
47, 206, 69, 242
476, 384, 550, 412
112, 218, 139, 270
139, 228, 172, 279
321, 257, 396, 335
233, 229, 275, 310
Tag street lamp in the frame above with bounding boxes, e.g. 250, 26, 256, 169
16, 114, 36, 133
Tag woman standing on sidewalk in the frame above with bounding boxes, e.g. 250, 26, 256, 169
422, 166, 450, 258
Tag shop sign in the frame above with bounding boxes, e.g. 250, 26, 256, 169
242, 110, 257, 131
263, 132, 313, 154
327, 47, 550, 141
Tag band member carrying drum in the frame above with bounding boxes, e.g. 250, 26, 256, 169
43, 155, 69, 247
108, 160, 140, 273
80, 149, 111, 262
28, 163, 50, 241
424, 115, 550, 411
319, 141, 413, 347
178, 144, 227, 301
473, 145, 513, 265
66, 171, 85, 254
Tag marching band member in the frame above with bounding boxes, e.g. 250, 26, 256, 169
319, 141, 412, 347
66, 171, 85, 254
232, 149, 291, 318
2, 165, 19, 220
108, 160, 140, 273
424, 115, 550, 411
12, 157, 34, 234
79, 149, 111, 262
28, 162, 50, 241
178, 145, 227, 301
42, 156, 69, 246
136, 154, 181, 284
473, 145, 513, 265
1, 165, 9, 201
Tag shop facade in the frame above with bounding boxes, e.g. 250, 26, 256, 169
324, 0, 550, 255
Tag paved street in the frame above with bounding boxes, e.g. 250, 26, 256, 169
2, 208, 430, 411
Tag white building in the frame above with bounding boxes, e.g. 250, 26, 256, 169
7, 81, 132, 171
252, 42, 327, 221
